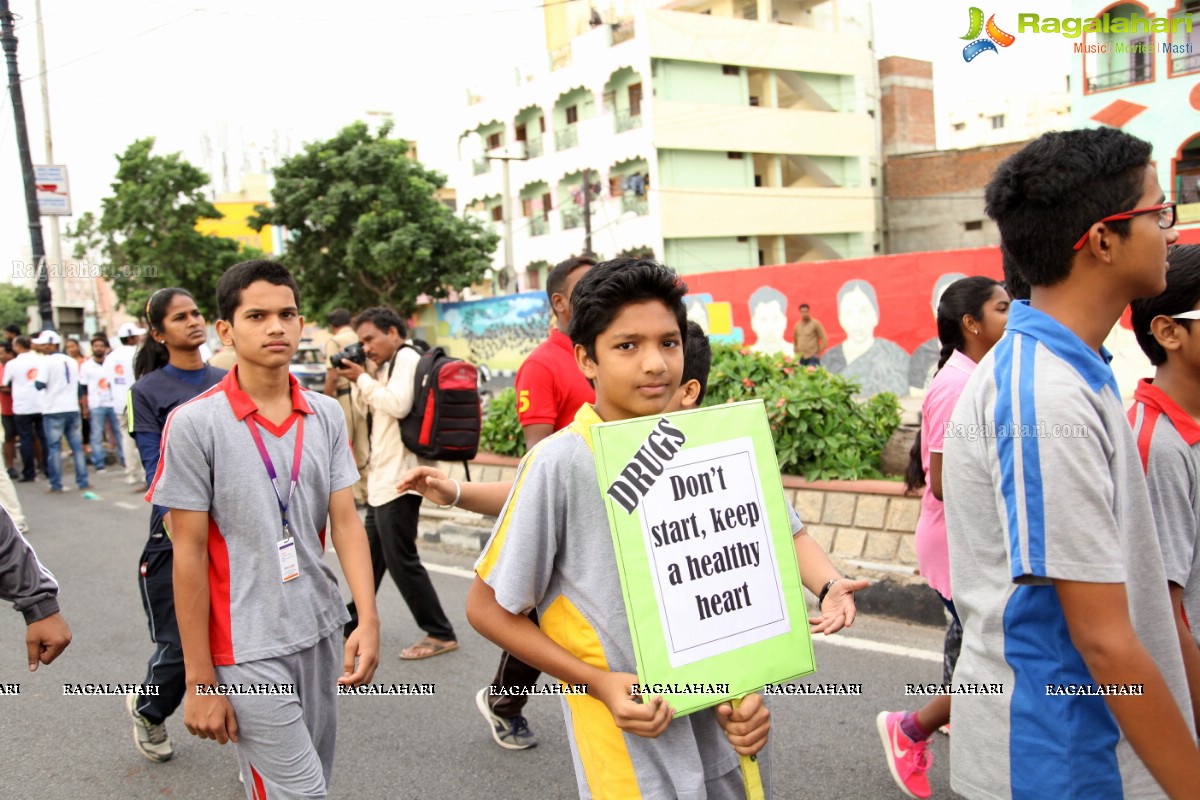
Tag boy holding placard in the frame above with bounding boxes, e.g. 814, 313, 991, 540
466, 259, 862, 798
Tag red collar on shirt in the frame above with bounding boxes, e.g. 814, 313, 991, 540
221, 364, 313, 426
1133, 378, 1200, 446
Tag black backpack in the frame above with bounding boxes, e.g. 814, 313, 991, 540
398, 342, 481, 462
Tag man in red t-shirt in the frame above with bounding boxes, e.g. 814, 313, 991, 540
474, 256, 595, 752
513, 257, 596, 448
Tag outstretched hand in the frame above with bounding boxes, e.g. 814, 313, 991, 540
396, 466, 457, 506
809, 578, 869, 635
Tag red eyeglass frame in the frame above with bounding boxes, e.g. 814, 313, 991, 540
1072, 202, 1176, 251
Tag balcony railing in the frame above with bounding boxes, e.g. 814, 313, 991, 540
524, 138, 543, 158
554, 126, 579, 151
620, 195, 649, 216
561, 206, 583, 230
530, 216, 549, 237
472, 159, 490, 175
1174, 52, 1200, 74
615, 110, 643, 133
1086, 64, 1152, 92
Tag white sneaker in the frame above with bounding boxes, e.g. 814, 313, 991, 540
125, 692, 173, 762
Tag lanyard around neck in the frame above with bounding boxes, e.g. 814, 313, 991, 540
245, 414, 304, 534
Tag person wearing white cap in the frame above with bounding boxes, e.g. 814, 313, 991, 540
33, 331, 89, 493
110, 322, 146, 489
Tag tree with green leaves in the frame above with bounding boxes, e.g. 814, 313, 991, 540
89, 138, 257, 320
0, 283, 35, 331
252, 121, 499, 316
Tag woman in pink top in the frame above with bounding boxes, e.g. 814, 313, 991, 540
877, 276, 1010, 799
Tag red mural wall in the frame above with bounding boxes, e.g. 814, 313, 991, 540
685, 247, 1003, 356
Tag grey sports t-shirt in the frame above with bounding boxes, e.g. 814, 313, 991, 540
150, 368, 357, 666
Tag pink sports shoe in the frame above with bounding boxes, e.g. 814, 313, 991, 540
876, 711, 932, 799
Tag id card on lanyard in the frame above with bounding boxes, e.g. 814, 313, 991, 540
246, 415, 305, 583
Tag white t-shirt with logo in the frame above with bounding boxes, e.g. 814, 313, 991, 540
79, 358, 114, 409
2, 352, 45, 415
36, 352, 81, 415
108, 346, 137, 415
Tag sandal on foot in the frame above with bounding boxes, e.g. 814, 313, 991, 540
400, 637, 458, 660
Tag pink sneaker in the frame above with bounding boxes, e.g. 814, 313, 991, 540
876, 711, 932, 799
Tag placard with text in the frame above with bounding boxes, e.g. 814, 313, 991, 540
591, 400, 815, 715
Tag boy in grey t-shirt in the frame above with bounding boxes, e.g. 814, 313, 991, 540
154, 261, 379, 799
1129, 245, 1200, 704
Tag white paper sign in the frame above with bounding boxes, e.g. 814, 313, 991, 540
34, 165, 71, 216
636, 437, 790, 668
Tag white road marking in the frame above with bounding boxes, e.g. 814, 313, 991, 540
112, 501, 140, 511
422, 560, 943, 662
425, 562, 476, 580
813, 633, 941, 663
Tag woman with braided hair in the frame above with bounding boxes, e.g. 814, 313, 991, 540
877, 276, 1010, 799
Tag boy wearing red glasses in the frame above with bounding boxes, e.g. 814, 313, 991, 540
943, 128, 1200, 798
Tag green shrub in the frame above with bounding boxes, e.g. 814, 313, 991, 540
479, 387, 527, 459
478, 347, 901, 481
704, 345, 901, 481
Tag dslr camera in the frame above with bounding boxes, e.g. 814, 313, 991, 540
330, 342, 367, 369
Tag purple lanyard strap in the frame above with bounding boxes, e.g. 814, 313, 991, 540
245, 414, 305, 535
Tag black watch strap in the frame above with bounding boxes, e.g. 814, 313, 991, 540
817, 579, 838, 610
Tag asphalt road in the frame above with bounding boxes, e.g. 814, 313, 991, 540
1, 466, 955, 799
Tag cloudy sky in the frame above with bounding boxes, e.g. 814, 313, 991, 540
0, 0, 1073, 269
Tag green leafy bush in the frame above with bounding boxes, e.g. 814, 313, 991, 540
479, 387, 527, 459
477, 347, 901, 481
704, 345, 901, 480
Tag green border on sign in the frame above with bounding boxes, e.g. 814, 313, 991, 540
591, 400, 816, 716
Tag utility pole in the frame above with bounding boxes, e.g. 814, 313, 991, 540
0, 0, 53, 330
582, 168, 594, 258
35, 0, 63, 299
485, 147, 527, 294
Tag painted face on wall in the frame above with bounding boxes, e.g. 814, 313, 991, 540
838, 288, 879, 345
751, 300, 787, 343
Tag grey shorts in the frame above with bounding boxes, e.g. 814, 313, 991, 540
215, 632, 341, 799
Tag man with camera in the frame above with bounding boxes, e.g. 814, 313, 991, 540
334, 307, 458, 660
324, 309, 369, 505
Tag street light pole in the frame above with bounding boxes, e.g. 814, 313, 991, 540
0, 0, 53, 331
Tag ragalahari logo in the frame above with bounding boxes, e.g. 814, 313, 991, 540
962, 7, 1016, 62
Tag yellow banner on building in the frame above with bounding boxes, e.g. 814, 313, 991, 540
195, 201, 273, 254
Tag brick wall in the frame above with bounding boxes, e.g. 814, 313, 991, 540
431, 456, 925, 582
884, 141, 1029, 198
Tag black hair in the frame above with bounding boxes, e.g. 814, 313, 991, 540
905, 276, 1004, 493
13, 336, 30, 351
682, 320, 712, 405
328, 308, 351, 328
1000, 243, 1031, 301
135, 288, 196, 379
216, 259, 301, 322
568, 257, 688, 361
0, 341, 13, 355
353, 307, 407, 338
984, 128, 1152, 288
3, 324, 21, 336
798, 303, 810, 311
545, 256, 595, 308
1131, 244, 1200, 366
90, 333, 108, 346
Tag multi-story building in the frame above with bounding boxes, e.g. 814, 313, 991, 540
455, 0, 879, 288
945, 88, 1071, 151
1070, 0, 1200, 227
